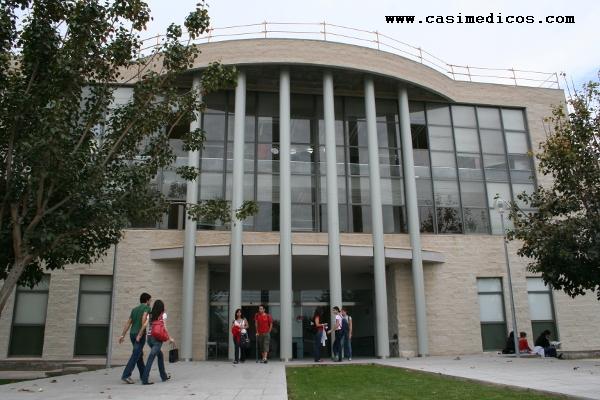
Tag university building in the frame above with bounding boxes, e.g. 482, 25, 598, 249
1, 37, 599, 362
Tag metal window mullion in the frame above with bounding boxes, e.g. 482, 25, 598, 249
222, 92, 230, 202
498, 109, 515, 203
474, 106, 493, 234
448, 106, 466, 234
423, 102, 438, 233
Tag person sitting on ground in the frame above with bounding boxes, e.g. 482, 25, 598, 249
534, 329, 562, 358
518, 331, 532, 353
502, 331, 515, 354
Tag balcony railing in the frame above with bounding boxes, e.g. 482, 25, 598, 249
140, 21, 560, 89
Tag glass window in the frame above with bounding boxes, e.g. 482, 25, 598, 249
319, 204, 348, 233
345, 96, 366, 120
376, 122, 399, 148
291, 203, 315, 231
434, 180, 460, 207
199, 172, 224, 200
457, 153, 483, 180
416, 179, 434, 205
480, 130, 505, 154
428, 126, 454, 151
9, 276, 50, 356
512, 183, 535, 209
436, 206, 463, 233
75, 275, 113, 356
463, 208, 490, 234
319, 176, 347, 204
477, 277, 507, 351
460, 181, 487, 207
413, 150, 431, 179
348, 147, 370, 176
379, 148, 402, 177
502, 109, 526, 131
409, 102, 426, 125
290, 145, 315, 174
451, 106, 477, 127
380, 178, 404, 206
201, 143, 225, 171
431, 151, 457, 179
347, 120, 368, 147
291, 175, 314, 203
483, 155, 509, 181
382, 205, 406, 233
257, 174, 280, 202
350, 205, 371, 233
454, 128, 480, 153
477, 107, 502, 129
203, 113, 227, 141
486, 182, 511, 208
426, 104, 451, 125
257, 144, 280, 173
418, 206, 435, 232
290, 118, 312, 144
411, 125, 428, 149
349, 176, 371, 204
255, 202, 279, 232
505, 131, 529, 154
318, 146, 345, 175
317, 119, 344, 146
257, 116, 279, 143
527, 277, 557, 341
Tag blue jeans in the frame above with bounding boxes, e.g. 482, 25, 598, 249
233, 339, 245, 362
333, 331, 343, 361
142, 337, 168, 384
121, 333, 145, 380
343, 335, 352, 359
313, 331, 322, 361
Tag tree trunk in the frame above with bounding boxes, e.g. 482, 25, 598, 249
0, 259, 28, 319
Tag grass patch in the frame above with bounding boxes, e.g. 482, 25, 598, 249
286, 365, 565, 400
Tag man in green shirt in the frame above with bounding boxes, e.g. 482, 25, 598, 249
119, 292, 151, 384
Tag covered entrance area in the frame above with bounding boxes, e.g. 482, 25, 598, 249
208, 253, 376, 360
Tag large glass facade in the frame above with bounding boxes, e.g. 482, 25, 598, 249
146, 82, 534, 236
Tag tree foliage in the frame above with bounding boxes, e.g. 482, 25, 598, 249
0, 0, 257, 315
508, 74, 600, 300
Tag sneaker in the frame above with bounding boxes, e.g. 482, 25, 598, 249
233, 361, 239, 364
122, 377, 134, 384
142, 381, 154, 385
348, 358, 352, 361
262, 359, 268, 364
162, 374, 171, 382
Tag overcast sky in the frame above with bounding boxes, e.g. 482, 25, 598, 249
143, 0, 598, 88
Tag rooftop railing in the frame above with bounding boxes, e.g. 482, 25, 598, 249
140, 21, 560, 89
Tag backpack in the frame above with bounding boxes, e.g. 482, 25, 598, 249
151, 317, 169, 342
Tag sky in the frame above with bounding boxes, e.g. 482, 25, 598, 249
142, 0, 599, 88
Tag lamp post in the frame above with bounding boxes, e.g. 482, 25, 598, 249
494, 197, 520, 358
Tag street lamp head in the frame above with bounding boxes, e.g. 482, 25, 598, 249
494, 197, 507, 214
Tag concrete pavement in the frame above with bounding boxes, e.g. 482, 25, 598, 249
1, 355, 599, 399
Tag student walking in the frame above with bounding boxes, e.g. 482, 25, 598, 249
138, 300, 174, 384
341, 307, 353, 361
254, 304, 273, 363
119, 292, 152, 384
232, 308, 249, 364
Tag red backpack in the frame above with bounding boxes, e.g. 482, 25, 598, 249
151, 316, 169, 342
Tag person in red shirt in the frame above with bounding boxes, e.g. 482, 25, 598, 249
518, 331, 532, 353
254, 304, 273, 363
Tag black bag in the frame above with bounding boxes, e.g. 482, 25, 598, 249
240, 332, 250, 349
169, 345, 179, 363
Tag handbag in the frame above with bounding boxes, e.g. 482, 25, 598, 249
168, 344, 179, 363
151, 317, 169, 342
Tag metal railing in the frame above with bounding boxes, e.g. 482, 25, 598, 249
140, 21, 560, 89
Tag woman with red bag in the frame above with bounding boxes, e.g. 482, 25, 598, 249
231, 308, 249, 364
137, 300, 174, 385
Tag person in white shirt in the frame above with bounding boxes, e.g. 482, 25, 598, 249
327, 306, 343, 362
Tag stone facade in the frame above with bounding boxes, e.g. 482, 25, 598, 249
1, 39, 597, 361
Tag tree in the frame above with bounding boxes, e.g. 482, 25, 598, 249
0, 0, 257, 316
508, 74, 600, 300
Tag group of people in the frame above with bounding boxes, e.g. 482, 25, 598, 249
119, 293, 175, 385
231, 305, 273, 364
503, 329, 562, 358
312, 306, 353, 362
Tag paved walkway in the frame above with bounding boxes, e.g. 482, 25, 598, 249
1, 355, 599, 399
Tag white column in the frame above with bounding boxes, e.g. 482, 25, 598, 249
228, 70, 246, 360
398, 86, 429, 356
364, 77, 390, 358
323, 71, 342, 320
279, 68, 293, 361
181, 75, 202, 361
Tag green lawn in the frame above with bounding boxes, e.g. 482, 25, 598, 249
286, 365, 564, 400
